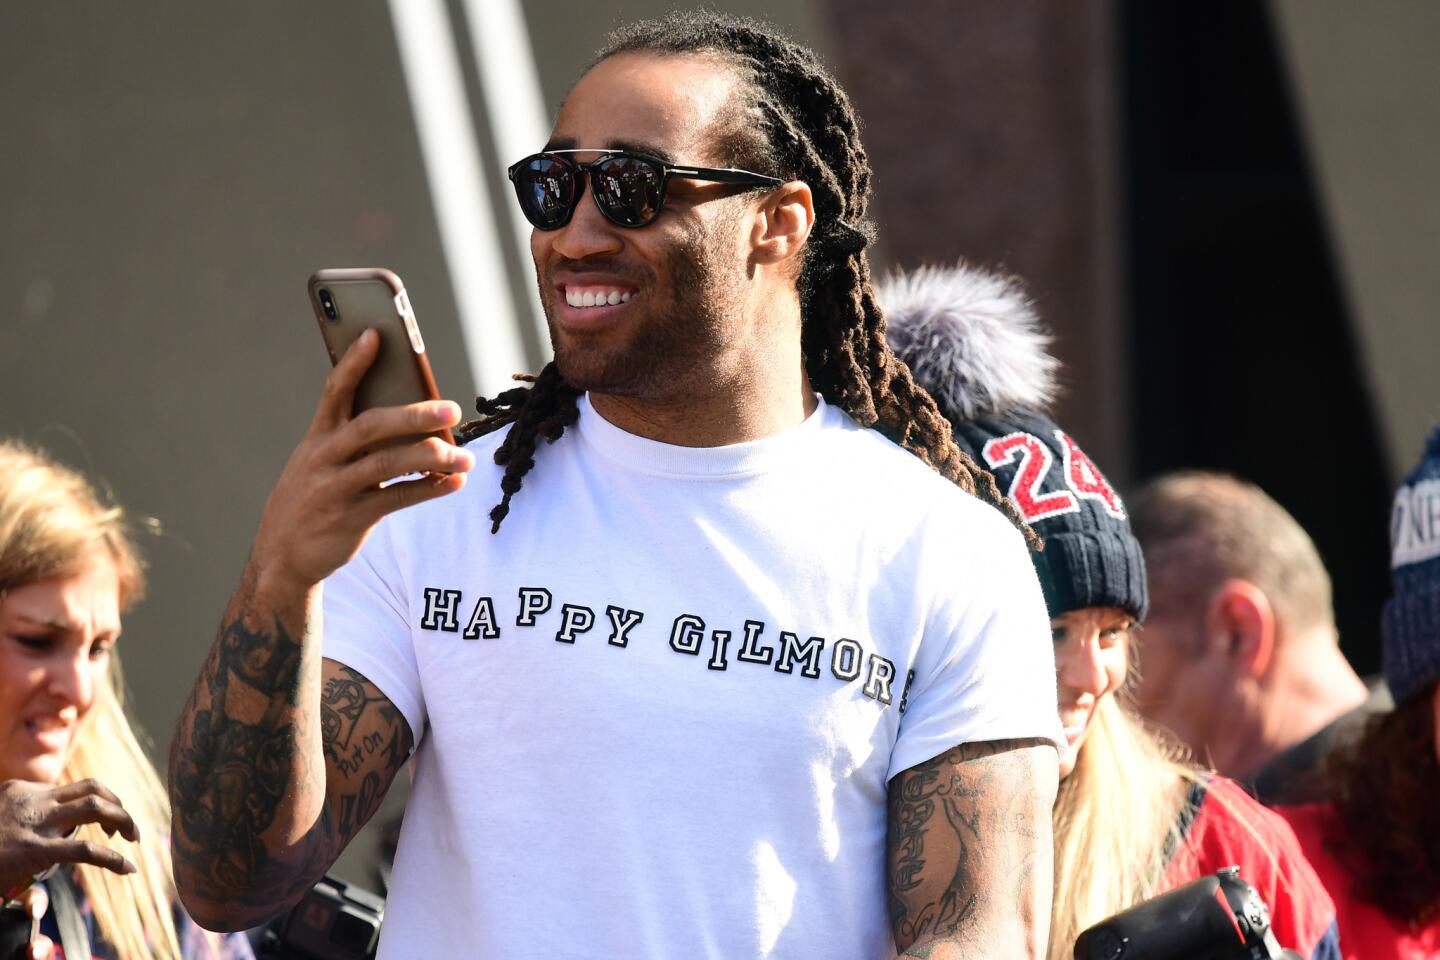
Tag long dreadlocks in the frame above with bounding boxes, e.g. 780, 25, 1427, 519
464, 11, 1035, 545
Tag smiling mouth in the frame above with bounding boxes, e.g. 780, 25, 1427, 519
25, 716, 72, 748
562, 285, 637, 308
1059, 712, 1089, 738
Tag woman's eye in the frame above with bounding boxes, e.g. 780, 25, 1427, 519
1099, 625, 1132, 646
13, 634, 55, 652
89, 641, 114, 660
1051, 627, 1068, 645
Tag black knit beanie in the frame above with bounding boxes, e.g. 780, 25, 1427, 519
881, 262, 1148, 622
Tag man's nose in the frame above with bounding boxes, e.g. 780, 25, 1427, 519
548, 181, 625, 261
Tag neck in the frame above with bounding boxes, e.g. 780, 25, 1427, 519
589, 296, 817, 446
1226, 628, 1367, 777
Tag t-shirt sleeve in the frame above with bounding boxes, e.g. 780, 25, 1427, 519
888, 507, 1063, 780
322, 519, 426, 750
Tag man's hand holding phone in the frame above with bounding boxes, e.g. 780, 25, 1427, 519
250, 329, 475, 598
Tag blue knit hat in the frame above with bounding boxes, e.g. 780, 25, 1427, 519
1382, 426, 1440, 706
880, 262, 1148, 622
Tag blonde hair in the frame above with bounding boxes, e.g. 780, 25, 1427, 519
0, 440, 190, 959
1048, 696, 1196, 960
1049, 669, 1288, 959
0, 442, 144, 604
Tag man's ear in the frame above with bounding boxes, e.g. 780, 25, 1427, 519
1203, 579, 1277, 678
750, 180, 814, 268
1431, 683, 1440, 769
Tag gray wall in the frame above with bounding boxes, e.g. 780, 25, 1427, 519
0, 0, 472, 886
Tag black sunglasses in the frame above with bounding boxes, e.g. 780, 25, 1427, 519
507, 149, 783, 230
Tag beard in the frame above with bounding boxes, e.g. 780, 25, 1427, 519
538, 211, 747, 399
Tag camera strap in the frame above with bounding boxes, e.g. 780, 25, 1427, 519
46, 871, 92, 960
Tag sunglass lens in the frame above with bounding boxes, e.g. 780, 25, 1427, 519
515, 155, 580, 229
592, 155, 663, 226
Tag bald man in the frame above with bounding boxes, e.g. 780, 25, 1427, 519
1129, 471, 1389, 804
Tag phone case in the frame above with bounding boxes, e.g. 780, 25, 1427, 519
307, 268, 456, 447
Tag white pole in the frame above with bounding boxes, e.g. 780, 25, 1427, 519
385, 0, 529, 396
460, 0, 552, 360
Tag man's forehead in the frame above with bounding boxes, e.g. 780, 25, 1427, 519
548, 51, 742, 163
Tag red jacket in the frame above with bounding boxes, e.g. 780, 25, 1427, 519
1162, 777, 1341, 960
1278, 801, 1440, 959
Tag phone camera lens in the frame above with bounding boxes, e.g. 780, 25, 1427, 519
319, 289, 338, 322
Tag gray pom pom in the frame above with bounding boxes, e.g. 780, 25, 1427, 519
879, 261, 1060, 421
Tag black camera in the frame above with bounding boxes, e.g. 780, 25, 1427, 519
1074, 867, 1303, 960
0, 904, 33, 960
256, 876, 384, 960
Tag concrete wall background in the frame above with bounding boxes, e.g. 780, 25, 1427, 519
0, 0, 473, 887
1271, 0, 1440, 478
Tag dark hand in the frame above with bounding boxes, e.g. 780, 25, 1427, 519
250, 328, 475, 594
0, 779, 139, 894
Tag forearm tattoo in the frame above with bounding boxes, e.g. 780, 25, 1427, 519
887, 738, 1053, 956
169, 594, 410, 927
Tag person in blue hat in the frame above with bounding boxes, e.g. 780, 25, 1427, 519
1277, 428, 1440, 958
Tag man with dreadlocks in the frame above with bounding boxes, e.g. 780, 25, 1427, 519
169, 12, 1063, 959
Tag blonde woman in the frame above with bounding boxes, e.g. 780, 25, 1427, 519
882, 263, 1341, 960
0, 440, 251, 959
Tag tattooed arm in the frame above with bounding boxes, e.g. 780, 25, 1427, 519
887, 738, 1058, 960
168, 331, 472, 930
168, 577, 409, 930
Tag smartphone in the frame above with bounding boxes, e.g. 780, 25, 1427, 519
307, 268, 455, 447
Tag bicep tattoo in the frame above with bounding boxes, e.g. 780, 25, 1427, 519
887, 738, 1056, 955
319, 663, 412, 843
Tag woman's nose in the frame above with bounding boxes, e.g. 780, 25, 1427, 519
45, 650, 96, 712
1057, 632, 1109, 698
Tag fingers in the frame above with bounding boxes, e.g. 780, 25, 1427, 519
49, 778, 122, 807
47, 780, 139, 842
15, 885, 46, 920
339, 400, 464, 460
343, 436, 475, 490
28, 935, 53, 960
313, 329, 380, 430
48, 795, 140, 844
361, 470, 469, 520
47, 838, 136, 877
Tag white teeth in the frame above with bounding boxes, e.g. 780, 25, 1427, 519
564, 287, 635, 309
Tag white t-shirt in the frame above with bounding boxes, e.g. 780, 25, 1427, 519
323, 393, 1061, 959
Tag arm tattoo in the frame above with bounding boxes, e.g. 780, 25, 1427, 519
169, 594, 411, 928
320, 668, 407, 838
888, 738, 1054, 957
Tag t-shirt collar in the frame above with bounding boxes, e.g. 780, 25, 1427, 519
574, 391, 831, 478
